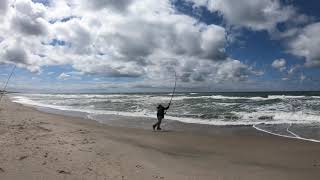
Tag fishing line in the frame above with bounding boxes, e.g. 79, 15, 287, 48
168, 71, 177, 106
165, 71, 177, 115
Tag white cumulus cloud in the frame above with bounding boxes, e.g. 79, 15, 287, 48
0, 0, 262, 89
287, 22, 320, 67
272, 58, 286, 71
187, 0, 308, 32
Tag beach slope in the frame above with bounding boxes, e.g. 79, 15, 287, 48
0, 97, 319, 180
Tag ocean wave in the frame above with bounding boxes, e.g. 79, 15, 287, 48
189, 93, 199, 95
11, 95, 320, 126
236, 111, 320, 123
11, 95, 155, 118
165, 95, 299, 101
11, 93, 320, 143
268, 95, 320, 99
18, 93, 320, 103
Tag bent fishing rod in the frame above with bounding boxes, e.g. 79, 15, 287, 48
0, 65, 16, 104
165, 71, 177, 113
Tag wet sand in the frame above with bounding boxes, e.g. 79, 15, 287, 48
0, 96, 320, 180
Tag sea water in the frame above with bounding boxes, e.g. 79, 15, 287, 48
11, 91, 320, 142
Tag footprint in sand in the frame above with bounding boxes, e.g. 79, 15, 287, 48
78, 129, 90, 134
152, 175, 164, 179
18, 155, 28, 161
57, 170, 71, 175
135, 164, 143, 169
81, 138, 95, 144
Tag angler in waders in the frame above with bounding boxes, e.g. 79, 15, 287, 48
153, 103, 170, 130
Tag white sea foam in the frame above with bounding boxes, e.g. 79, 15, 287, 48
208, 95, 268, 100
11, 96, 251, 126
11, 93, 320, 143
268, 95, 320, 99
235, 111, 320, 124
11, 95, 156, 119
168, 95, 278, 101
11, 94, 320, 126
253, 124, 320, 143
19, 93, 320, 104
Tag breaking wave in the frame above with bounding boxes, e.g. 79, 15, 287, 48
11, 92, 320, 142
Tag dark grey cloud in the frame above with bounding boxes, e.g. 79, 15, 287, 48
12, 16, 48, 36
102, 20, 227, 65
84, 0, 133, 12
0, 0, 8, 14
69, 23, 92, 54
72, 60, 145, 78
191, 72, 206, 82
4, 45, 28, 64
111, 33, 155, 63
10, 0, 48, 36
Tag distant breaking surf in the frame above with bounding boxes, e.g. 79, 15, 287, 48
11, 92, 320, 142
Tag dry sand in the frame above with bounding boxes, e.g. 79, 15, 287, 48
0, 96, 320, 180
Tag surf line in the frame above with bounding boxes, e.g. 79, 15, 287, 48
253, 124, 320, 143
286, 123, 299, 138
0, 65, 16, 104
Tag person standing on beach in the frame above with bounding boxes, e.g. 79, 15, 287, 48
153, 104, 170, 130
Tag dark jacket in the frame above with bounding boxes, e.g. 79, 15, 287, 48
157, 104, 170, 117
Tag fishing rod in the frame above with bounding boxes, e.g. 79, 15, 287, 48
166, 71, 177, 114
169, 72, 177, 105
0, 65, 16, 103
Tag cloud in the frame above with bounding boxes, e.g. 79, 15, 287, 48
300, 73, 306, 81
83, 0, 133, 12
0, 0, 8, 15
58, 72, 71, 80
272, 58, 286, 71
4, 44, 28, 64
186, 0, 320, 75
72, 59, 145, 78
12, 0, 48, 36
0, 0, 261, 88
57, 71, 83, 80
187, 0, 307, 32
287, 22, 320, 67
287, 65, 300, 75
215, 59, 263, 82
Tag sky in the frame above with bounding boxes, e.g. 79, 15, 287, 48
0, 0, 320, 93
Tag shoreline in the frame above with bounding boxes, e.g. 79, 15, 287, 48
1, 97, 320, 179
11, 95, 320, 143
10, 97, 277, 137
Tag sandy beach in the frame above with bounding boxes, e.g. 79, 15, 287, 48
0, 96, 320, 180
